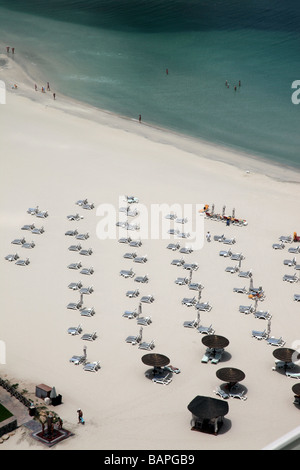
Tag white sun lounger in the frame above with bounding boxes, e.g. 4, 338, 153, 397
65, 229, 78, 236
81, 332, 97, 341
283, 274, 298, 283
69, 244, 82, 252
214, 387, 230, 399
267, 336, 285, 347
182, 297, 197, 307
67, 324, 83, 335
239, 305, 254, 314
286, 371, 300, 379
68, 262, 82, 270
197, 324, 215, 335
80, 307, 95, 317
80, 267, 94, 275
294, 294, 300, 302
79, 248, 93, 256
83, 361, 101, 372
120, 269, 135, 278
126, 290, 139, 298
225, 265, 239, 274
138, 340, 155, 350
175, 277, 189, 285
137, 316, 152, 326
15, 258, 30, 266
122, 310, 138, 319
152, 373, 172, 385
252, 329, 268, 340
195, 302, 212, 312
80, 286, 94, 295
5, 253, 19, 262
68, 281, 83, 290
272, 242, 285, 250
254, 310, 272, 320
230, 390, 247, 400
76, 232, 89, 240
22, 241, 35, 249
141, 295, 154, 303
69, 355, 86, 365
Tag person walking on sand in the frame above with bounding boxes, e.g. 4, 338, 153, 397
206, 231, 211, 242
77, 409, 85, 424
139, 114, 141, 123
53, 92, 56, 100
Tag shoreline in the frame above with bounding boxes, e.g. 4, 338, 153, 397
1, 45, 300, 451
1, 48, 300, 185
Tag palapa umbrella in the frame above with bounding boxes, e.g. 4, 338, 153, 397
187, 395, 229, 420
141, 353, 170, 368
292, 383, 300, 396
202, 335, 229, 351
216, 367, 245, 389
273, 348, 300, 366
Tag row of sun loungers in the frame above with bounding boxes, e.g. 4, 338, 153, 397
214, 386, 247, 401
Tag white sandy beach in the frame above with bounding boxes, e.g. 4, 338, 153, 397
1, 52, 300, 451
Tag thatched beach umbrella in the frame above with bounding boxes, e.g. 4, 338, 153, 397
141, 353, 170, 368
292, 383, 300, 396
216, 367, 245, 389
188, 395, 229, 420
202, 335, 229, 351
273, 348, 300, 365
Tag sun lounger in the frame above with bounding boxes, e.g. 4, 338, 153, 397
201, 348, 213, 363
295, 265, 300, 271
67, 214, 83, 221
11, 237, 26, 245
254, 310, 272, 320
289, 246, 300, 254
197, 324, 215, 335
68, 262, 82, 270
294, 294, 300, 302
5, 253, 19, 262
182, 297, 197, 307
31, 227, 45, 235
123, 252, 137, 259
195, 301, 212, 312
67, 324, 83, 335
76, 198, 88, 206
69, 355, 86, 365
223, 238, 236, 245
177, 232, 190, 239
214, 234, 225, 242
164, 365, 181, 374
125, 195, 139, 204
219, 249, 232, 257
79, 248, 93, 256
15, 258, 30, 266
68, 281, 83, 290
68, 244, 82, 252
238, 270, 252, 278
179, 246, 193, 254
125, 328, 142, 346
168, 229, 180, 235
225, 265, 239, 274
36, 210, 48, 218
183, 263, 199, 271
214, 387, 230, 399
152, 373, 172, 385
134, 256, 147, 263
129, 240, 142, 247
27, 206, 39, 215
283, 274, 298, 283
80, 307, 95, 317
137, 316, 152, 326
233, 286, 248, 294
67, 300, 83, 310
239, 305, 254, 314
76, 232, 89, 240
279, 235, 292, 243
183, 318, 199, 328
120, 269, 135, 278
80, 267, 94, 275
171, 258, 185, 266
80, 286, 94, 295
126, 289, 139, 298
21, 224, 35, 231
134, 275, 149, 283
211, 350, 223, 364
286, 371, 300, 379
189, 282, 204, 291
167, 243, 180, 251
65, 229, 78, 236
175, 277, 189, 286
231, 253, 245, 261
122, 310, 138, 319
267, 336, 285, 347
138, 340, 155, 350
81, 332, 97, 341
83, 361, 101, 372
284, 258, 297, 266
82, 203, 94, 210
272, 242, 285, 250
141, 295, 154, 303
118, 237, 132, 244
165, 213, 177, 220
252, 329, 268, 340
176, 217, 188, 224
22, 241, 35, 249
230, 390, 247, 400
272, 360, 295, 371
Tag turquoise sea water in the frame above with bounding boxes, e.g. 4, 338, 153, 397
0, 1, 299, 169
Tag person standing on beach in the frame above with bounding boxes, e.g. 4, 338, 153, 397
47, 82, 50, 91
139, 114, 141, 123
77, 409, 84, 424
12, 47, 15, 54
6, 46, 9, 53
53, 92, 56, 100
206, 231, 211, 242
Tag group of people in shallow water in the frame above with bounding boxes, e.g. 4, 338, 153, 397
226, 79, 241, 91
34, 81, 56, 100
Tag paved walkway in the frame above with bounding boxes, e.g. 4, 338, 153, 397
0, 386, 34, 428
